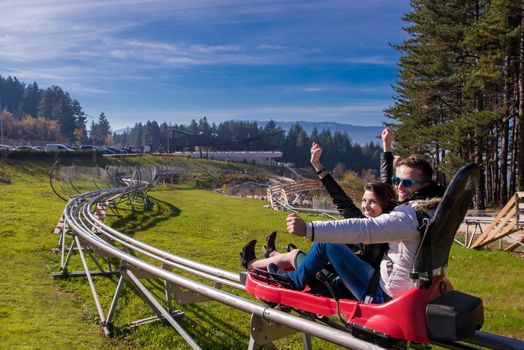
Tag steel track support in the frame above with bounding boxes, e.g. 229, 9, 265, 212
248, 314, 312, 350
61, 237, 75, 273
74, 234, 107, 326
53, 235, 119, 278
164, 277, 173, 313
58, 223, 66, 255
121, 264, 201, 350
53, 270, 120, 278
104, 274, 125, 335
54, 221, 71, 267
163, 264, 222, 310
85, 247, 107, 273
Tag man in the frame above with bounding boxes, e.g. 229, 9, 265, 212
271, 156, 443, 302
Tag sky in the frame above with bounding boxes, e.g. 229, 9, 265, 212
0, 0, 410, 130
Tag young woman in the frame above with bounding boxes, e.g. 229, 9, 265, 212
241, 182, 397, 272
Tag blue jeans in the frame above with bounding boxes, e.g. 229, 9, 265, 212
290, 242, 390, 303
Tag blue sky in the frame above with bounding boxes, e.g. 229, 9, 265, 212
0, 0, 410, 130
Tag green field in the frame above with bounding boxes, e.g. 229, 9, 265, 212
0, 157, 523, 349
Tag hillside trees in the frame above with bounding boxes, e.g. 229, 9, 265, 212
0, 75, 88, 143
386, 0, 523, 207
0, 110, 61, 141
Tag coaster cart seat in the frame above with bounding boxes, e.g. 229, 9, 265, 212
243, 163, 484, 347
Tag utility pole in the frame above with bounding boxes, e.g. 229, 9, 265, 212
167, 128, 170, 153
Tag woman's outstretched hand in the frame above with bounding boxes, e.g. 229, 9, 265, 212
310, 142, 323, 172
287, 213, 306, 237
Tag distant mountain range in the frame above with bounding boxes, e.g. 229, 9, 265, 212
265, 121, 383, 145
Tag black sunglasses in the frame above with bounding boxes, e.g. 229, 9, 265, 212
391, 176, 425, 188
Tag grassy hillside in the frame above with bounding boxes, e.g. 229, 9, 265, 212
0, 159, 113, 349
0, 156, 523, 349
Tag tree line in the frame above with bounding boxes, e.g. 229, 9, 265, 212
386, 0, 524, 208
113, 117, 383, 175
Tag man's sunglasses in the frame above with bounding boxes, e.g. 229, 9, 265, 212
391, 176, 425, 188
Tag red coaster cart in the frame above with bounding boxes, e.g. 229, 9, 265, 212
243, 163, 484, 348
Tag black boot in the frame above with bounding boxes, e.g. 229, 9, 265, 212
287, 243, 297, 252
262, 231, 277, 258
239, 240, 257, 269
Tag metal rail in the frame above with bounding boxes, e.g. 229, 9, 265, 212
53, 166, 524, 350
58, 184, 385, 349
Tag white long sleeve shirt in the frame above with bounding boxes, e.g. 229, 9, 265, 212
306, 203, 429, 298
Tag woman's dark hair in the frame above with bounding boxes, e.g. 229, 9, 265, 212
363, 182, 398, 213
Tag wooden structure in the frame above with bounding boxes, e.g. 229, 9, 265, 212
470, 192, 524, 250
266, 179, 362, 213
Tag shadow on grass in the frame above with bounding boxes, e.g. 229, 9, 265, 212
179, 303, 249, 349
108, 196, 181, 238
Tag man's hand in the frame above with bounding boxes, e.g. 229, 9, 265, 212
381, 128, 394, 152
310, 142, 323, 172
287, 213, 307, 237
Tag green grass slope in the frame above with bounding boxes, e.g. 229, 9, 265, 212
0, 160, 112, 349
0, 156, 523, 349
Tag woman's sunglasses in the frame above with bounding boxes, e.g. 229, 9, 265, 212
391, 176, 425, 188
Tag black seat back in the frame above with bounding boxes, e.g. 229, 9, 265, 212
413, 163, 480, 282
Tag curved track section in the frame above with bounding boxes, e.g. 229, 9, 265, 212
55, 168, 524, 350
267, 179, 340, 216
56, 172, 387, 350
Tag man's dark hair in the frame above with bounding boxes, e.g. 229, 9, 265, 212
364, 182, 398, 213
395, 156, 433, 182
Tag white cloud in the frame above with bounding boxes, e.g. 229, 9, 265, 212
0, 0, 398, 68
343, 56, 396, 65
283, 83, 393, 94
0, 0, 404, 127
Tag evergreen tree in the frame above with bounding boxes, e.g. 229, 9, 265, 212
198, 117, 212, 135
0, 76, 25, 117
386, 0, 522, 206
144, 120, 161, 150
97, 113, 111, 144
22, 82, 40, 117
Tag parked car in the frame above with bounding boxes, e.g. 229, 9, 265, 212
46, 144, 75, 151
0, 144, 15, 151
79, 145, 100, 151
80, 145, 116, 154
15, 145, 41, 151
105, 146, 125, 154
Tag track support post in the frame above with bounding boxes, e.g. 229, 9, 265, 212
248, 314, 312, 350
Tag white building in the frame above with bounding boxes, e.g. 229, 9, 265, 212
172, 151, 282, 166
